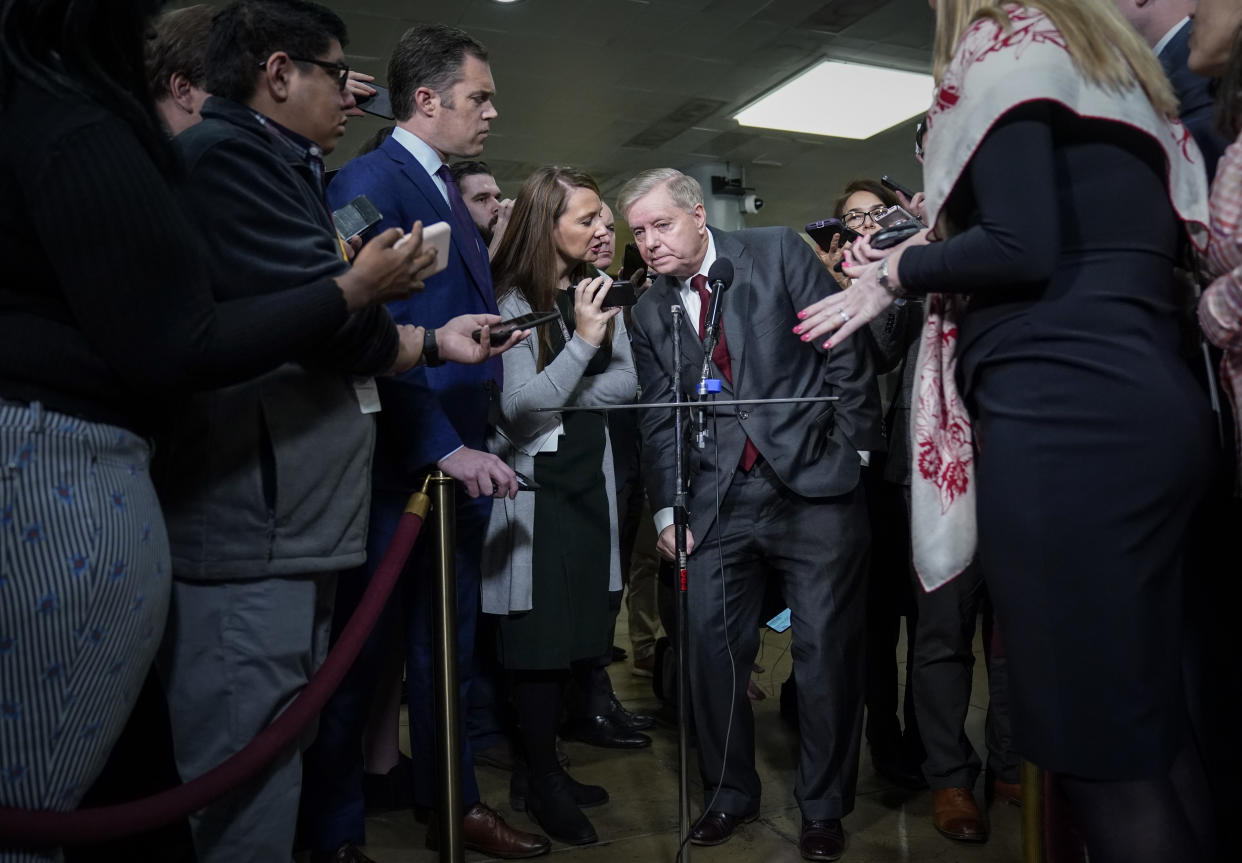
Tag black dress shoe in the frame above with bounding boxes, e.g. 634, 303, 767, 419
562, 714, 651, 749
309, 842, 377, 863
799, 818, 846, 861
527, 771, 599, 845
689, 809, 759, 846
510, 765, 608, 812
608, 693, 654, 731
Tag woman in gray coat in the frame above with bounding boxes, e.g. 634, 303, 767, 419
483, 167, 637, 845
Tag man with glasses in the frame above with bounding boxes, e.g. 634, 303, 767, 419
153, 3, 460, 861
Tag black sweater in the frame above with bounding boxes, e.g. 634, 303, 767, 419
0, 81, 356, 433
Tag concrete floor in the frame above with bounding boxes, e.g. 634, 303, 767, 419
364, 617, 1023, 863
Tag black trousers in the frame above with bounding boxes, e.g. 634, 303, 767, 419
686, 463, 869, 821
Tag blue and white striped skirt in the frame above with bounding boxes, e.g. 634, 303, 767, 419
0, 400, 171, 834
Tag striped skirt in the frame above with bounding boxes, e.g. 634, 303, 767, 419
0, 401, 170, 858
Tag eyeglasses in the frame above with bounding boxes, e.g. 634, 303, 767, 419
842, 206, 889, 230
258, 55, 350, 91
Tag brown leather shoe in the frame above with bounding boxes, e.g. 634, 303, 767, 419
992, 778, 1022, 807
932, 787, 987, 842
428, 802, 551, 858
799, 818, 846, 861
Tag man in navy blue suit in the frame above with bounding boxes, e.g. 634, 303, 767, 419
301, 24, 551, 863
1114, 0, 1228, 180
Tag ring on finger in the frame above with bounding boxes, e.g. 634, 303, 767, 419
839, 311, 851, 323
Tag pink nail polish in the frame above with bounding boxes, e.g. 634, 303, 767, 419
797, 311, 807, 320
793, 326, 802, 334
824, 340, 833, 349
801, 334, 810, 342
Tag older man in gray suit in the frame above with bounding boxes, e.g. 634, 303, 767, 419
619, 168, 881, 862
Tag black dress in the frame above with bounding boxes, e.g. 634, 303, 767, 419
900, 102, 1214, 780
497, 292, 613, 670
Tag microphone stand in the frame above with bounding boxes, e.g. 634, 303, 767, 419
670, 306, 693, 861
695, 326, 722, 450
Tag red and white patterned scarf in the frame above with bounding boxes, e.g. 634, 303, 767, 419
911, 4, 1209, 592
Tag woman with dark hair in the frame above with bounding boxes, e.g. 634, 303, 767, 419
798, 1, 1215, 860
482, 166, 636, 845
0, 0, 429, 842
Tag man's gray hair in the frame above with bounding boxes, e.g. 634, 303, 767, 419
616, 168, 703, 220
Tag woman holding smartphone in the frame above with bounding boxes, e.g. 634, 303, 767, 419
482, 167, 637, 845
796, 2, 1214, 861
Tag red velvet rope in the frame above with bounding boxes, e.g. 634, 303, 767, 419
0, 505, 426, 848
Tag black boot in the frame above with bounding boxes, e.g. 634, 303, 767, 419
526, 770, 599, 845
511, 763, 608, 812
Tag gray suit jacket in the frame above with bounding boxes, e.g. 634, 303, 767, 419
629, 226, 882, 541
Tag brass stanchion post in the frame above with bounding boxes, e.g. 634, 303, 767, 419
429, 472, 464, 863
1021, 760, 1044, 863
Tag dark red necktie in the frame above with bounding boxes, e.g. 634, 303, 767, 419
693, 275, 759, 471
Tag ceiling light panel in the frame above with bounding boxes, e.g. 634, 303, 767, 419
733, 59, 932, 139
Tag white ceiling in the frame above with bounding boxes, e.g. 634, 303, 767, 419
277, 0, 936, 234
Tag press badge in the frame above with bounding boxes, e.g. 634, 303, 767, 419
352, 376, 382, 414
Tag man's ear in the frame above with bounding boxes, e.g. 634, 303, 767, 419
412, 85, 439, 118
692, 202, 708, 231
168, 72, 196, 113
260, 51, 294, 102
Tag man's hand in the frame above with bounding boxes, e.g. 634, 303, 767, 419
344, 70, 376, 117
657, 525, 694, 560
895, 189, 928, 224
435, 314, 530, 365
438, 447, 519, 498
389, 324, 425, 374
337, 222, 438, 311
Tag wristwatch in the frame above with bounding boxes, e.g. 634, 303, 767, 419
422, 326, 445, 367
878, 257, 906, 300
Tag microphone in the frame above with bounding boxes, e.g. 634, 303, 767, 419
701, 257, 734, 347
697, 257, 734, 448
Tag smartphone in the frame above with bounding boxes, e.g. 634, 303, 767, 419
621, 243, 646, 280
356, 83, 394, 120
332, 194, 383, 240
395, 220, 451, 276
471, 310, 560, 346
872, 223, 923, 250
514, 470, 540, 492
875, 204, 922, 230
601, 280, 639, 309
805, 218, 861, 252
881, 175, 916, 200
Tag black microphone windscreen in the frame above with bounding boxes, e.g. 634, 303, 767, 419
707, 257, 734, 290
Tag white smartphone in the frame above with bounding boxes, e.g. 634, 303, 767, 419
394, 220, 451, 275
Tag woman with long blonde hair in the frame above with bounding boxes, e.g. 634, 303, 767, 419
797, 2, 1215, 859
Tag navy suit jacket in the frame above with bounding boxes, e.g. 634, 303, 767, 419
327, 134, 500, 490
1161, 20, 1229, 182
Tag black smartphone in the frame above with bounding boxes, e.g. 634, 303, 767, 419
514, 471, 540, 492
356, 83, 394, 120
601, 280, 639, 308
471, 310, 559, 346
621, 243, 646, 280
806, 218, 861, 251
872, 223, 923, 250
881, 175, 916, 200
331, 194, 383, 239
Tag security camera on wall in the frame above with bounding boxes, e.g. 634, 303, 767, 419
740, 193, 764, 214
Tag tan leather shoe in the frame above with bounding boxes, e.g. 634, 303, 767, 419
932, 787, 987, 842
428, 802, 551, 858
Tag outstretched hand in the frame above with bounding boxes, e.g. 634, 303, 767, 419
436, 313, 530, 365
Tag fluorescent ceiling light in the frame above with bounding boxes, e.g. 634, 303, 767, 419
733, 60, 933, 140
